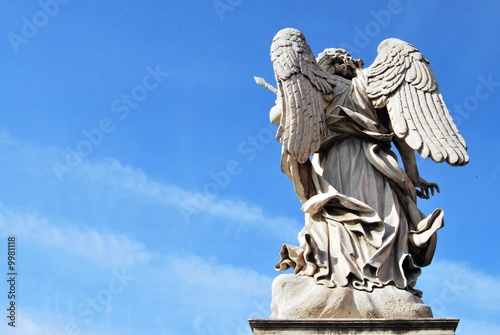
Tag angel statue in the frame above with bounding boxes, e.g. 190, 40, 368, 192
256, 28, 468, 319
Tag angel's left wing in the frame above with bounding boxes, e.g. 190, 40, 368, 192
271, 28, 336, 163
364, 38, 468, 166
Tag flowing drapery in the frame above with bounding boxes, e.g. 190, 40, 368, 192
275, 74, 444, 295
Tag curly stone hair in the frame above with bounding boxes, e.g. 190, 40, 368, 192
316, 48, 364, 80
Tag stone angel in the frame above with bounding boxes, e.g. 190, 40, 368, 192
258, 28, 468, 318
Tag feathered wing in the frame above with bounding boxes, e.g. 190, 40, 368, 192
271, 28, 336, 163
364, 38, 468, 166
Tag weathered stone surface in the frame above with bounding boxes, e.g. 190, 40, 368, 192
255, 27, 469, 319
249, 318, 459, 335
271, 274, 432, 319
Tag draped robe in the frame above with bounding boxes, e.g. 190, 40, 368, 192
275, 72, 444, 295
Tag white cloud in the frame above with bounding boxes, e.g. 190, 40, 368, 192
0, 131, 300, 241
0, 205, 153, 269
0, 200, 272, 334
0, 131, 285, 334
15, 244, 271, 335
167, 254, 272, 297
1, 309, 133, 335
136, 255, 273, 335
0, 311, 55, 335
74, 157, 300, 240
419, 260, 500, 313
418, 260, 500, 334
5, 132, 500, 334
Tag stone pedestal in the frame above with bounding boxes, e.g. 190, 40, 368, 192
248, 318, 459, 335
271, 274, 433, 319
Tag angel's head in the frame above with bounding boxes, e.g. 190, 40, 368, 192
317, 48, 364, 80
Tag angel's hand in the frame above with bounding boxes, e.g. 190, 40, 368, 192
415, 177, 440, 199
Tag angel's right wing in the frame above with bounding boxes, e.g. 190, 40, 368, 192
363, 38, 468, 166
271, 28, 336, 163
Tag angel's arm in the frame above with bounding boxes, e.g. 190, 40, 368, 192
393, 137, 440, 199
269, 95, 282, 124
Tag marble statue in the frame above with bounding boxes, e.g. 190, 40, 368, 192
255, 28, 468, 318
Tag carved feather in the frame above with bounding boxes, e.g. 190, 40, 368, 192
271, 28, 336, 163
364, 38, 468, 166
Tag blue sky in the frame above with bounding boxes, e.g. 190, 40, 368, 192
0, 1, 499, 334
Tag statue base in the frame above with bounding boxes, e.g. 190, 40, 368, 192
271, 274, 433, 318
248, 318, 459, 335
255, 275, 459, 334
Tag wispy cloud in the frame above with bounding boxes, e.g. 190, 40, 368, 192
2, 311, 65, 335
0, 130, 286, 333
0, 204, 272, 335
419, 260, 500, 334
3, 131, 499, 334
0, 130, 300, 240
148, 255, 273, 334
420, 260, 500, 313
73, 157, 300, 240
0, 205, 153, 269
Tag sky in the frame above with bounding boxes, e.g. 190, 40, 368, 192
0, 0, 499, 334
